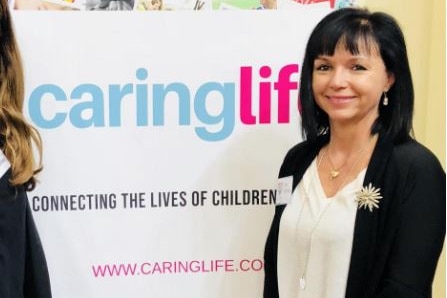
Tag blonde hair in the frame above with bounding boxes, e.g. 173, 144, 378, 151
1, 0, 43, 191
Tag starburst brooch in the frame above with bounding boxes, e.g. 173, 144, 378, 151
355, 183, 382, 212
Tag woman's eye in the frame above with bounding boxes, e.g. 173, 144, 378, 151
315, 64, 330, 71
352, 64, 367, 71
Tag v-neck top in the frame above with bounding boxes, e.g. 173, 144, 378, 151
277, 158, 366, 298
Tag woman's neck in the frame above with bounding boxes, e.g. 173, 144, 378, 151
328, 118, 377, 154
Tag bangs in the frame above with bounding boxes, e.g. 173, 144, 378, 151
311, 18, 379, 57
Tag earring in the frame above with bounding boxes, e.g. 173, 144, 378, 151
383, 92, 389, 106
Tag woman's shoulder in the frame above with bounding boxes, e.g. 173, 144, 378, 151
283, 135, 327, 160
393, 139, 444, 171
281, 139, 316, 170
278, 136, 327, 179
283, 139, 313, 157
389, 139, 445, 191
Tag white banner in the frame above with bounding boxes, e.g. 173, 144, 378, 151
13, 4, 334, 298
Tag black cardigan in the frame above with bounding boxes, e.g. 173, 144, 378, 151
264, 135, 445, 298
0, 169, 52, 298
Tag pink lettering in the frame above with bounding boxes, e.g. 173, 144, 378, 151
240, 66, 256, 124
259, 66, 272, 124
275, 64, 299, 123
239, 64, 299, 125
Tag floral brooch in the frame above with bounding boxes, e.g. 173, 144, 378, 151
355, 183, 382, 212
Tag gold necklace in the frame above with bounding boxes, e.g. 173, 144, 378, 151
326, 151, 347, 179
321, 137, 374, 182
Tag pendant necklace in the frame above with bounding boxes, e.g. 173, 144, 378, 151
296, 141, 372, 291
324, 138, 374, 181
326, 150, 347, 179
295, 194, 332, 291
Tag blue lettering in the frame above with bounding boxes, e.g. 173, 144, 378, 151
153, 83, 190, 126
194, 82, 235, 141
136, 68, 149, 126
109, 84, 133, 127
29, 84, 67, 129
27, 68, 245, 141
70, 84, 105, 128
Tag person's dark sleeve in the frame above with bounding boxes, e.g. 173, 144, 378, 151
0, 169, 51, 298
377, 151, 446, 298
263, 205, 285, 298
0, 171, 27, 298
23, 194, 52, 298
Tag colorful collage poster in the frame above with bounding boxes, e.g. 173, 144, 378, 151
10, 0, 356, 11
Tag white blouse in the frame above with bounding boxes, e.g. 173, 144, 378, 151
277, 158, 366, 298
0, 150, 10, 178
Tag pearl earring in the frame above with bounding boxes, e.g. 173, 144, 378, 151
383, 92, 389, 106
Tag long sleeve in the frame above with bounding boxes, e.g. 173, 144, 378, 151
376, 144, 446, 297
24, 195, 52, 298
0, 169, 51, 298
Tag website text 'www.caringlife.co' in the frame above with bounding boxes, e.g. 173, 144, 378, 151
92, 258, 264, 278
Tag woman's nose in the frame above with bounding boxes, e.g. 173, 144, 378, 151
328, 68, 348, 89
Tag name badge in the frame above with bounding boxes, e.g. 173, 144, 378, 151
276, 176, 293, 205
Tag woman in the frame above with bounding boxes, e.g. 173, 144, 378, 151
264, 7, 445, 298
0, 1, 52, 297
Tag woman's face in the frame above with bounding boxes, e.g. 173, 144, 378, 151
312, 41, 394, 129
